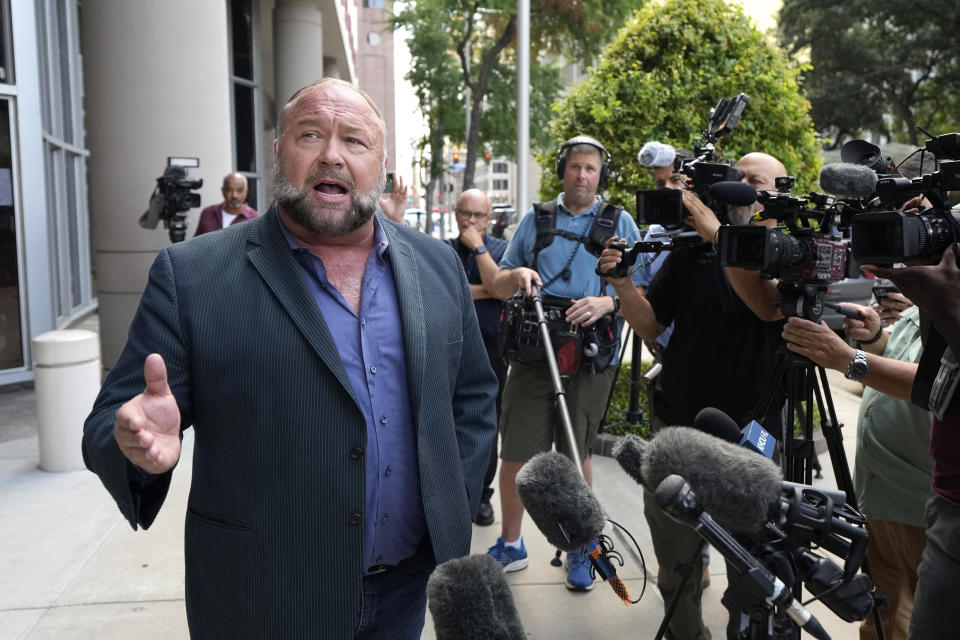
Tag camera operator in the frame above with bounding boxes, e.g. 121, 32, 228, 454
781, 297, 932, 640
862, 243, 960, 640
194, 172, 259, 237
598, 152, 787, 640
487, 135, 644, 592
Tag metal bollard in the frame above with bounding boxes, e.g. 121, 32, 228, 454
32, 330, 101, 472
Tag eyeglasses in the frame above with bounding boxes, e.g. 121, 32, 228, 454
455, 209, 490, 220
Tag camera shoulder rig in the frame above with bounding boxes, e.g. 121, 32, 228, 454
531, 199, 622, 272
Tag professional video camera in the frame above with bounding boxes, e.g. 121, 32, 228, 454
850, 132, 960, 265
715, 178, 860, 322
138, 157, 204, 243
635, 93, 749, 231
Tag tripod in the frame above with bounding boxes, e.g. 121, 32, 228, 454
748, 282, 886, 639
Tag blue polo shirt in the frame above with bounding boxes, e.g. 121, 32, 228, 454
499, 194, 644, 365
281, 216, 425, 571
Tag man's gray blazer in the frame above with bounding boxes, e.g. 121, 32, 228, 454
82, 205, 498, 638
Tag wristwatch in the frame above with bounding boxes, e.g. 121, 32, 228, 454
845, 349, 868, 381
472, 245, 488, 256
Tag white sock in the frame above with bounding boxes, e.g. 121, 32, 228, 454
504, 536, 523, 550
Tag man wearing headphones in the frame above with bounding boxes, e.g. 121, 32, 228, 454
487, 136, 644, 591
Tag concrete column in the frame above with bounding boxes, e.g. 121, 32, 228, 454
32, 330, 100, 472
80, 1, 233, 369
273, 3, 325, 107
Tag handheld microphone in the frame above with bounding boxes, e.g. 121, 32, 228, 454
818, 163, 878, 199
655, 475, 832, 640
428, 554, 526, 640
709, 181, 758, 207
638, 141, 676, 168
693, 407, 776, 459
516, 451, 633, 603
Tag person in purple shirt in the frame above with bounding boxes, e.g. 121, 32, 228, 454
81, 78, 496, 639
193, 172, 259, 236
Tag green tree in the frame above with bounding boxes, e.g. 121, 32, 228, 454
543, 0, 822, 208
394, 0, 645, 190
778, 0, 960, 146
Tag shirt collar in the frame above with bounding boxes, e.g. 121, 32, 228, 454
557, 193, 602, 217
278, 209, 390, 261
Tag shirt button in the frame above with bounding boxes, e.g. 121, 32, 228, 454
350, 447, 364, 460
384, 466, 391, 477
370, 366, 377, 374
379, 416, 388, 425
348, 512, 362, 526
381, 514, 389, 524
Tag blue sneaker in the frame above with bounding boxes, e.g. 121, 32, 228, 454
565, 551, 594, 591
486, 537, 528, 573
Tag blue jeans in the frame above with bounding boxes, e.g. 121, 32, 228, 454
354, 543, 436, 639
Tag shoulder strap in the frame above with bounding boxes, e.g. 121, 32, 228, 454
532, 201, 558, 272
584, 202, 623, 257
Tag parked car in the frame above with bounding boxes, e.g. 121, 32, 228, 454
488, 206, 516, 239
403, 208, 425, 230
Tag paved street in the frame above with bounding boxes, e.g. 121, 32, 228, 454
0, 325, 872, 639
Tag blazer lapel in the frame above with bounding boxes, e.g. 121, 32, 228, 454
382, 221, 427, 426
245, 205, 360, 408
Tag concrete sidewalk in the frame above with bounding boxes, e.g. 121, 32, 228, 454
0, 369, 868, 639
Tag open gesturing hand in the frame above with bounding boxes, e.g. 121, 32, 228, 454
113, 353, 182, 474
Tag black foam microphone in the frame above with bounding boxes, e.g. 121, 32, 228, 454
428, 554, 526, 640
615, 426, 782, 534
516, 451, 633, 603
818, 163, 879, 198
655, 475, 831, 640
693, 406, 742, 442
709, 180, 758, 206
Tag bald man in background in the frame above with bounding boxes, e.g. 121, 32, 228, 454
446, 188, 508, 526
194, 172, 259, 236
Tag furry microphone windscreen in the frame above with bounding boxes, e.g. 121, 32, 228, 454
612, 434, 648, 488
818, 163, 879, 198
428, 554, 526, 640
515, 451, 606, 551
638, 141, 677, 168
641, 426, 783, 535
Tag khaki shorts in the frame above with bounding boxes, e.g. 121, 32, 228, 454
499, 363, 617, 463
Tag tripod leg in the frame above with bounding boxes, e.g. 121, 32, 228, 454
654, 542, 707, 640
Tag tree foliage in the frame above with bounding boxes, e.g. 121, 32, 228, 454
394, 0, 644, 190
542, 0, 822, 208
778, 0, 960, 146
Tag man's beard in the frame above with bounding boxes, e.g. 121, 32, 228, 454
272, 162, 385, 237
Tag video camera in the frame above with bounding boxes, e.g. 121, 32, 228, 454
138, 156, 204, 243
635, 93, 749, 230
850, 132, 960, 265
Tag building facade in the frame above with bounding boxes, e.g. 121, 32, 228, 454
1, 0, 400, 385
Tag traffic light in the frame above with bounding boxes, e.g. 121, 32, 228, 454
452, 152, 460, 163
485, 152, 491, 161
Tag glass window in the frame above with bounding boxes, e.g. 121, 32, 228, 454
231, 0, 253, 81
0, 99, 22, 369
229, 0, 262, 211
363, 0, 386, 8
233, 83, 256, 172
36, 0, 93, 324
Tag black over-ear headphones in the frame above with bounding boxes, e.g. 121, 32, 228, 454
555, 135, 612, 187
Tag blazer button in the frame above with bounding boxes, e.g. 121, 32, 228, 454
349, 512, 362, 526
350, 447, 364, 460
